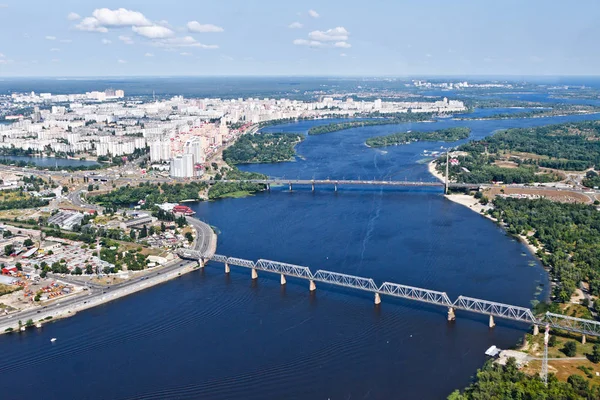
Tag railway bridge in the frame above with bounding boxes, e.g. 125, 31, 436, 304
177, 249, 600, 340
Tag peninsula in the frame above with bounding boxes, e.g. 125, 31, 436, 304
366, 127, 471, 147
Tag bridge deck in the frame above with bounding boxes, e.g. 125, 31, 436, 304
176, 253, 600, 337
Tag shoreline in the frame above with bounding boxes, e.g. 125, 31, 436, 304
0, 219, 217, 335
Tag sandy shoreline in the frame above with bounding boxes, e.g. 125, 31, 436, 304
427, 160, 446, 183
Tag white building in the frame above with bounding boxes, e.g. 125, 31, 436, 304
183, 137, 205, 164
170, 154, 194, 178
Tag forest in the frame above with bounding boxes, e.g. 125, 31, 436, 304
448, 358, 600, 399
489, 197, 600, 301
208, 168, 267, 199
89, 181, 208, 208
223, 133, 304, 164
440, 121, 600, 184
365, 127, 471, 147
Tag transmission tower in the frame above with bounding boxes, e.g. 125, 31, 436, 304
542, 324, 550, 386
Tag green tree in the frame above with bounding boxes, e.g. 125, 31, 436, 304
139, 225, 148, 239
23, 238, 34, 247
72, 267, 83, 275
85, 264, 93, 275
590, 344, 600, 363
88, 184, 94, 192
4, 244, 14, 256
185, 232, 193, 243
562, 340, 577, 357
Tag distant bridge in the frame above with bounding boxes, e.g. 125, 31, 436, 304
177, 249, 600, 339
207, 179, 479, 192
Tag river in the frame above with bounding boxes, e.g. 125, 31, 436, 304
0, 155, 99, 168
0, 112, 599, 399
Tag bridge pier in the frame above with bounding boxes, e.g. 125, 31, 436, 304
582, 335, 586, 345
311, 183, 315, 192
289, 183, 292, 191
374, 292, 381, 305
447, 307, 456, 321
309, 280, 316, 292
280, 274, 286, 285
334, 183, 338, 192
533, 325, 539, 336
225, 262, 230, 274
266, 183, 270, 191
252, 268, 258, 280
198, 258, 205, 268
489, 315, 495, 328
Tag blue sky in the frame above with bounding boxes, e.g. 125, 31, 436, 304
0, 0, 599, 77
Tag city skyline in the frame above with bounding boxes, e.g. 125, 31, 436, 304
1, 1, 600, 77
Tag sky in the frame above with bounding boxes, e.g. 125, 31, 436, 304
0, 0, 599, 77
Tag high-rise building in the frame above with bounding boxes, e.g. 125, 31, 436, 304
170, 154, 194, 178
183, 137, 205, 164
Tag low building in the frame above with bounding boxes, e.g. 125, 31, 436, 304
121, 215, 154, 229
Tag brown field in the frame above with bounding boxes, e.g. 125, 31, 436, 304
493, 160, 519, 168
484, 187, 592, 204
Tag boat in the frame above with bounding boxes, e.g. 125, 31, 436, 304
172, 205, 195, 216
50, 338, 57, 342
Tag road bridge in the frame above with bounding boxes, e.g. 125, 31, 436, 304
177, 251, 600, 339
206, 179, 479, 192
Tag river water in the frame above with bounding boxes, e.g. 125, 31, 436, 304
0, 113, 599, 399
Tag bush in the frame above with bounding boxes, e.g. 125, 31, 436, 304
562, 340, 577, 357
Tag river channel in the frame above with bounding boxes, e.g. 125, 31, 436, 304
0, 113, 599, 399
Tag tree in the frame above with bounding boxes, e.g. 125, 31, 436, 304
15, 262, 22, 271
139, 225, 148, 239
85, 264, 93, 275
185, 232, 194, 243
61, 186, 69, 194
129, 230, 136, 240
4, 244, 14, 256
73, 267, 83, 275
160, 222, 166, 232
590, 344, 600, 363
2, 230, 11, 238
548, 335, 557, 347
88, 184, 94, 192
562, 340, 577, 357
23, 238, 34, 247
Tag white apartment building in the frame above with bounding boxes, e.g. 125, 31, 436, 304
170, 153, 194, 178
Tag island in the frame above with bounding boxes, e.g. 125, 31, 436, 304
223, 132, 304, 164
307, 113, 436, 135
365, 127, 471, 148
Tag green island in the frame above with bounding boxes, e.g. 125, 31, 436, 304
461, 104, 600, 121
438, 121, 600, 184
365, 127, 471, 148
223, 133, 304, 164
307, 113, 435, 135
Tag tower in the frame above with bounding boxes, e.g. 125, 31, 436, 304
541, 324, 549, 386
445, 149, 449, 194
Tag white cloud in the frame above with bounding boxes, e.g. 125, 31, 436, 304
293, 39, 324, 48
153, 36, 218, 49
132, 25, 174, 39
118, 35, 134, 45
67, 12, 81, 21
60, 39, 72, 43
180, 52, 192, 56
144, 52, 154, 57
288, 22, 303, 29
51, 59, 60, 63
75, 17, 108, 33
186, 21, 224, 33
0, 4, 8, 8
340, 53, 347, 57
101, 39, 112, 45
309, 27, 349, 42
50, 48, 60, 52
0, 53, 4, 58
92, 8, 150, 27
118, 59, 127, 64
45, 36, 56, 41
334, 41, 351, 48
308, 9, 319, 18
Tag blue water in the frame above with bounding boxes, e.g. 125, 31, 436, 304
0, 83, 598, 398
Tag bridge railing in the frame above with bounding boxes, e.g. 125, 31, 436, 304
312, 270, 378, 292
379, 282, 453, 306
255, 259, 313, 279
226, 257, 256, 269
544, 312, 600, 337
453, 296, 537, 324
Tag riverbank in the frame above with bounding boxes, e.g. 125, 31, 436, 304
0, 218, 217, 335
427, 159, 446, 183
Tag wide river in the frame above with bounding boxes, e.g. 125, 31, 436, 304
1, 112, 599, 399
